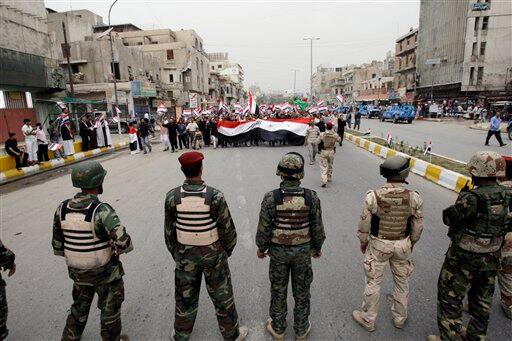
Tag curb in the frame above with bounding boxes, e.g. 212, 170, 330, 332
468, 124, 508, 132
0, 141, 129, 185
345, 133, 471, 193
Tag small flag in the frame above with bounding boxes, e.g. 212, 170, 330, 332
218, 99, 227, 111
336, 95, 345, 103
424, 140, 432, 155
249, 91, 257, 114
316, 100, 324, 107
49, 143, 62, 151
363, 128, 371, 136
386, 132, 392, 144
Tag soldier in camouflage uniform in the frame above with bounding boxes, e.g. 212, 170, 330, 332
0, 240, 15, 340
318, 122, 341, 187
353, 155, 424, 332
256, 152, 325, 340
428, 151, 511, 341
498, 156, 512, 319
164, 151, 248, 341
52, 160, 133, 341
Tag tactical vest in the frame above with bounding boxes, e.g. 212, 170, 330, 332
322, 132, 337, 150
370, 187, 413, 240
174, 186, 219, 246
60, 199, 112, 270
457, 185, 510, 253
271, 188, 313, 246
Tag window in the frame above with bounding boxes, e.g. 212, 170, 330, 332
218, 64, 222, 69
480, 42, 486, 56
168, 91, 173, 98
169, 74, 174, 83
477, 66, 484, 84
71, 64, 79, 73
469, 67, 475, 85
472, 42, 478, 56
482, 16, 489, 30
474, 17, 480, 32
166, 49, 174, 60
110, 62, 120, 80
137, 42, 143, 45
185, 76, 190, 83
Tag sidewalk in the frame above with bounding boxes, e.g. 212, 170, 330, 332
469, 122, 508, 132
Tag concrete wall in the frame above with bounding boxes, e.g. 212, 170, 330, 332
0, 0, 51, 58
461, 1, 512, 92
416, 0, 471, 89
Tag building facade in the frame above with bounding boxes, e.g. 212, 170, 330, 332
208, 52, 244, 104
394, 28, 418, 102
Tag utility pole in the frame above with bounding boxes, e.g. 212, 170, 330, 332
108, 0, 121, 136
303, 37, 320, 101
291, 68, 299, 97
61, 22, 74, 97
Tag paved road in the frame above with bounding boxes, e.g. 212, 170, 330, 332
356, 118, 511, 162
1, 143, 511, 340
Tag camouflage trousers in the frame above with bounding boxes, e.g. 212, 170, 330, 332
319, 150, 335, 185
498, 240, 512, 317
62, 279, 124, 341
306, 143, 318, 163
174, 245, 239, 341
0, 281, 7, 330
359, 236, 414, 324
436, 247, 496, 341
269, 244, 313, 336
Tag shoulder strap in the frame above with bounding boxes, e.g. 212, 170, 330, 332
204, 186, 214, 206
60, 199, 71, 220
273, 189, 283, 205
173, 186, 183, 205
304, 188, 313, 207
84, 201, 102, 223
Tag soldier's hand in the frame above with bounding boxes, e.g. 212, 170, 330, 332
312, 251, 322, 258
257, 250, 267, 259
360, 243, 368, 254
8, 264, 15, 277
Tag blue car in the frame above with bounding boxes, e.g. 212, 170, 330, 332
381, 104, 415, 124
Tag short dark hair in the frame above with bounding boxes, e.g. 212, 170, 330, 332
23, 118, 31, 123
36, 122, 41, 127
8, 132, 15, 137
181, 162, 202, 178
49, 120, 55, 124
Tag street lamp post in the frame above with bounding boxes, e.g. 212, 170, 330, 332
303, 37, 320, 101
108, 0, 121, 136
291, 68, 299, 97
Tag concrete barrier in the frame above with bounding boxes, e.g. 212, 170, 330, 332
345, 133, 471, 193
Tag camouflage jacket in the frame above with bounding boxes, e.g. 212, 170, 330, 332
0, 239, 15, 284
256, 179, 325, 253
164, 180, 237, 259
358, 183, 424, 245
52, 193, 133, 285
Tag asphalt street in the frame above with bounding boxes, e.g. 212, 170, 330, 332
357, 118, 511, 162
1, 142, 511, 340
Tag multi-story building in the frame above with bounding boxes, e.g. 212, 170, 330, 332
416, 0, 471, 100
208, 52, 244, 104
354, 61, 392, 102
0, 0, 65, 141
461, 0, 512, 98
394, 28, 418, 102
311, 66, 339, 100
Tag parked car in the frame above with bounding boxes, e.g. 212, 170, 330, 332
381, 104, 415, 124
367, 105, 381, 119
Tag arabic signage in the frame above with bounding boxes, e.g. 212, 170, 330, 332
472, 3, 490, 11
131, 80, 157, 98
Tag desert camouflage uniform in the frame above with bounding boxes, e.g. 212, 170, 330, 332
53, 193, 133, 341
0, 240, 15, 337
498, 180, 512, 319
256, 179, 325, 336
164, 180, 240, 341
357, 183, 423, 326
318, 130, 341, 185
305, 125, 320, 163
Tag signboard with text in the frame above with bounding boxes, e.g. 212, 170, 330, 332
131, 80, 157, 98
189, 93, 198, 108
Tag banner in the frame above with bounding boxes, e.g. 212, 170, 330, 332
189, 93, 198, 108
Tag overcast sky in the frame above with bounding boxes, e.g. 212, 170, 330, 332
45, 0, 420, 93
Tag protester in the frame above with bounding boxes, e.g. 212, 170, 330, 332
47, 120, 64, 159
59, 108, 75, 157
35, 123, 49, 162
94, 113, 112, 148
337, 113, 346, 146
485, 111, 507, 147
5, 133, 28, 170
21, 118, 38, 165
165, 118, 179, 153
186, 119, 199, 147
128, 122, 139, 155
139, 118, 152, 154
354, 108, 362, 131
177, 119, 188, 149
79, 114, 93, 151
159, 120, 170, 152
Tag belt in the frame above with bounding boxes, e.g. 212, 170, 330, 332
371, 234, 407, 241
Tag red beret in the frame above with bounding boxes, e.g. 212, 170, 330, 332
326, 121, 333, 129
178, 151, 204, 167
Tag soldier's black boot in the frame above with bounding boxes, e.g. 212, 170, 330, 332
0, 326, 8, 340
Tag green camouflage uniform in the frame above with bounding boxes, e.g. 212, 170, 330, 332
0, 240, 15, 336
164, 180, 240, 341
498, 180, 512, 318
53, 193, 133, 341
256, 179, 325, 336
437, 184, 511, 341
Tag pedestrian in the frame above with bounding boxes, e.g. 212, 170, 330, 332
47, 120, 64, 159
59, 108, 75, 157
35, 123, 49, 162
304, 121, 320, 165
21, 118, 38, 165
210, 118, 218, 149
164, 118, 179, 153
186, 119, 199, 147
485, 111, 507, 147
256, 152, 325, 341
128, 122, 139, 155
139, 118, 152, 154
315, 116, 325, 133
4, 133, 28, 170
318, 122, 341, 187
428, 151, 511, 341
354, 108, 362, 131
52, 160, 133, 341
337, 114, 346, 146
94, 113, 112, 148
203, 118, 212, 147
160, 120, 170, 152
193, 130, 203, 150
352, 155, 424, 332
346, 110, 352, 128
164, 151, 248, 341
79, 115, 92, 151
177, 119, 188, 149
0, 240, 16, 340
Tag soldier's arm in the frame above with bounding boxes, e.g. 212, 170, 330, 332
256, 192, 274, 253
0, 240, 15, 270
309, 192, 326, 253
94, 203, 133, 255
52, 203, 65, 257
409, 192, 424, 245
357, 191, 376, 246
164, 191, 178, 259
211, 190, 237, 257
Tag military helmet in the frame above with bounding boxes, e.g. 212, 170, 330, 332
467, 151, 506, 178
71, 160, 107, 189
380, 155, 410, 181
276, 152, 305, 180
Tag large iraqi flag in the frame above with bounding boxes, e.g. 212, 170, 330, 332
217, 118, 310, 145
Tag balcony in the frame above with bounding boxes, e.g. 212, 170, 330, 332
395, 43, 417, 57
